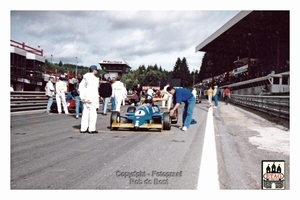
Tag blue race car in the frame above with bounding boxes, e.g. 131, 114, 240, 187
110, 95, 178, 131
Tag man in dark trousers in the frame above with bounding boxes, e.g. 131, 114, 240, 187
167, 86, 196, 131
99, 77, 112, 115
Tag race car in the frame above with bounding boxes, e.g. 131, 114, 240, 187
110, 95, 178, 131
51, 98, 76, 113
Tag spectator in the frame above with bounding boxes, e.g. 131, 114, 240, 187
206, 86, 214, 108
73, 77, 83, 119
213, 84, 220, 108
161, 83, 172, 109
130, 90, 140, 106
136, 83, 143, 96
192, 88, 197, 98
66, 91, 73, 102
122, 88, 127, 106
167, 86, 196, 131
133, 83, 143, 105
147, 87, 154, 96
259, 84, 269, 95
99, 77, 112, 115
111, 76, 127, 112
45, 76, 55, 115
223, 87, 231, 105
10, 84, 14, 92
55, 77, 69, 114
108, 78, 115, 111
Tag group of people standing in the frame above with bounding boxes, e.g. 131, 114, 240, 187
45, 65, 128, 134
206, 84, 231, 108
45, 76, 70, 115
45, 66, 231, 134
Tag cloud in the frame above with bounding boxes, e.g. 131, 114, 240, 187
10, 10, 240, 71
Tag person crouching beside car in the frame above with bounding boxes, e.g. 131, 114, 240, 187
167, 86, 196, 131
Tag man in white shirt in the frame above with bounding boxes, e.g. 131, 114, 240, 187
111, 76, 127, 112
162, 83, 172, 109
55, 77, 69, 114
147, 87, 154, 96
192, 88, 197, 98
45, 76, 55, 114
79, 65, 100, 134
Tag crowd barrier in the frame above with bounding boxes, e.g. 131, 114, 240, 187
229, 94, 289, 120
11, 91, 49, 112
10, 91, 132, 113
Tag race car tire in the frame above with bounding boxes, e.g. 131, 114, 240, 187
127, 106, 136, 113
170, 107, 178, 124
110, 111, 120, 130
162, 112, 171, 130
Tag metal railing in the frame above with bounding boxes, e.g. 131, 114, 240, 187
11, 91, 49, 112
228, 94, 289, 120
10, 91, 133, 113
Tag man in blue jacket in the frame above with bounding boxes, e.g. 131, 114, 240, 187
167, 86, 196, 131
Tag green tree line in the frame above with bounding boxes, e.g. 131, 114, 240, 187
44, 59, 93, 77
122, 57, 200, 90
44, 57, 202, 90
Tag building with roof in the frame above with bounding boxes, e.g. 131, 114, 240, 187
196, 10, 289, 82
99, 59, 131, 80
10, 40, 45, 91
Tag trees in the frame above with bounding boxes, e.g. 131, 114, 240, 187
122, 57, 199, 90
171, 57, 192, 87
44, 57, 200, 89
44, 60, 90, 78
122, 64, 169, 90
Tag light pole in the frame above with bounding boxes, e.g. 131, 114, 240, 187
193, 68, 195, 86
51, 54, 53, 69
75, 57, 78, 76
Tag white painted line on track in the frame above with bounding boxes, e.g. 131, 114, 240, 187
197, 106, 219, 190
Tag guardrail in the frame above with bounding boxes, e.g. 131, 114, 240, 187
11, 91, 49, 112
228, 94, 289, 120
10, 91, 134, 113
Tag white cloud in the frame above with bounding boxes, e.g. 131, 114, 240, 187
10, 10, 240, 71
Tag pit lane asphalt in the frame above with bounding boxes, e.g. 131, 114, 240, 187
10, 99, 290, 190
10, 102, 208, 189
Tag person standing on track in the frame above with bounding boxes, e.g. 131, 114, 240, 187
206, 86, 214, 108
99, 77, 112, 115
79, 65, 100, 134
73, 76, 83, 119
162, 83, 172, 109
213, 84, 220, 108
223, 87, 231, 105
167, 86, 196, 131
55, 77, 69, 114
45, 76, 55, 115
111, 76, 127, 112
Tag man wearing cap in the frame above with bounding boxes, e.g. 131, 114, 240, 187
78, 65, 100, 133
45, 76, 55, 115
55, 77, 69, 114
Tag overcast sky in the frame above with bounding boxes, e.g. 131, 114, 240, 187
10, 10, 240, 72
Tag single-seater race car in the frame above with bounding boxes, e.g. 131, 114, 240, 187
110, 95, 178, 131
